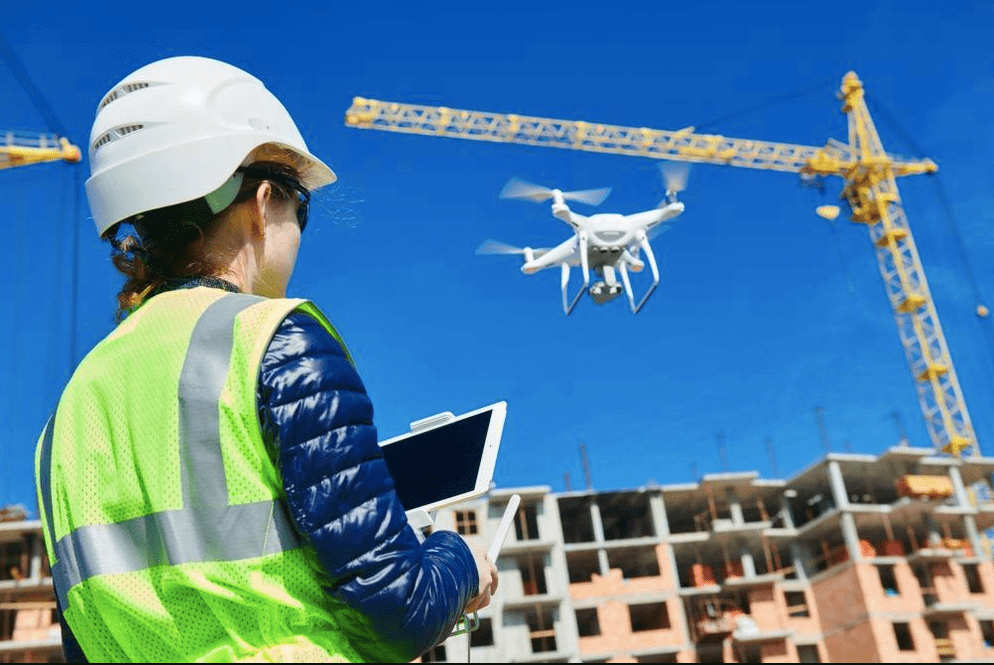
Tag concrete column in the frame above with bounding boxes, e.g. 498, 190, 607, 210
590, 500, 605, 542
726, 488, 744, 525
650, 494, 671, 536
780, 495, 796, 529
924, 513, 943, 548
589, 501, 610, 575
29, 532, 43, 581
827, 461, 850, 510
740, 547, 757, 578
840, 512, 863, 562
790, 542, 809, 582
963, 515, 984, 558
948, 466, 972, 509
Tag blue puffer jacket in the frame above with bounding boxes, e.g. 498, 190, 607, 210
59, 288, 479, 663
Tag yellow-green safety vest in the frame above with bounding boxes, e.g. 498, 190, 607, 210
35, 288, 379, 663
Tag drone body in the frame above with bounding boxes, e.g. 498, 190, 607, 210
478, 165, 689, 314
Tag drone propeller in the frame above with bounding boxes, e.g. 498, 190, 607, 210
499, 177, 611, 207
476, 239, 529, 255
659, 162, 691, 202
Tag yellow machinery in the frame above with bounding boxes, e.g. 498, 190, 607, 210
1, 131, 80, 170
345, 71, 980, 459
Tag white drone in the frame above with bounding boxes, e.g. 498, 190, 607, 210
477, 164, 689, 314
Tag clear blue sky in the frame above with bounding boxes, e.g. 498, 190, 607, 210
2, 1, 993, 511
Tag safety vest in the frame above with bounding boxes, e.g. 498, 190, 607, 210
35, 288, 378, 663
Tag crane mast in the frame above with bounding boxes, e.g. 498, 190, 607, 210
344, 71, 979, 457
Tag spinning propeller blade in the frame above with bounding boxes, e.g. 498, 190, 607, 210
499, 177, 611, 206
476, 239, 527, 255
659, 162, 691, 195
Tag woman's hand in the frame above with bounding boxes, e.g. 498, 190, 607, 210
463, 543, 498, 614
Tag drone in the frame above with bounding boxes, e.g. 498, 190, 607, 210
477, 164, 689, 314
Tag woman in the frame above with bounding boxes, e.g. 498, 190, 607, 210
35, 55, 497, 663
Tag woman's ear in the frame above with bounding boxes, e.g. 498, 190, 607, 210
252, 181, 273, 239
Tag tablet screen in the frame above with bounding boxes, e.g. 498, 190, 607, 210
381, 409, 493, 511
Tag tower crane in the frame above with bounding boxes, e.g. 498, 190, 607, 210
344, 71, 981, 460
1, 131, 81, 170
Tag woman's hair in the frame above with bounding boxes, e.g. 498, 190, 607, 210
103, 159, 303, 320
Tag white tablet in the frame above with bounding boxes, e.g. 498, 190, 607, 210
378, 401, 507, 514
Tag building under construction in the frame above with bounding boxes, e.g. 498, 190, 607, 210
5, 443, 994, 663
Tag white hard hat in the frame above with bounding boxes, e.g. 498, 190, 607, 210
85, 55, 337, 237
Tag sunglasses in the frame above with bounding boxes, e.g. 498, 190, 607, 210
237, 166, 311, 232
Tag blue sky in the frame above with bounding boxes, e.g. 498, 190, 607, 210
1, 1, 993, 510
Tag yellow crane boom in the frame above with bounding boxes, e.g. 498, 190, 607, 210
1, 131, 81, 170
344, 71, 978, 458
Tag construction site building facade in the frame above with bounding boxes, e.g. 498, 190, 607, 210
5, 444, 994, 662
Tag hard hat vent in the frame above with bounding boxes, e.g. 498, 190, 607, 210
92, 124, 147, 152
98, 82, 151, 110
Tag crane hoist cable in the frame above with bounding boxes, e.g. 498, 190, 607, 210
0, 31, 68, 137
694, 74, 840, 135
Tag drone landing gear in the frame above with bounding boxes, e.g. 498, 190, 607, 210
619, 235, 660, 314
560, 232, 590, 315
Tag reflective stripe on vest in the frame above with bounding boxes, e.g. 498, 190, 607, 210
39, 293, 301, 610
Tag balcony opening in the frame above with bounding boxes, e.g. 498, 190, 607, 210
525, 606, 557, 653
963, 563, 985, 594
877, 564, 900, 597
470, 618, 493, 648
784, 591, 810, 618
892, 621, 915, 651
607, 546, 660, 580
558, 497, 595, 544
980, 620, 994, 649
599, 492, 655, 540
514, 503, 541, 541
566, 550, 601, 584
517, 554, 548, 596
797, 645, 821, 663
575, 608, 600, 637
629, 601, 670, 632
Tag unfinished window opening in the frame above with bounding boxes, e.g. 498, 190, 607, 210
964, 563, 985, 594
877, 564, 900, 597
566, 550, 601, 584
518, 554, 548, 596
525, 606, 557, 653
421, 644, 447, 662
514, 503, 541, 541
558, 497, 596, 543
740, 644, 763, 663
629, 601, 670, 632
470, 618, 493, 648
575, 608, 600, 637
607, 546, 660, 580
797, 645, 821, 662
0, 608, 13, 641
784, 591, 810, 618
893, 622, 915, 651
454, 510, 478, 536
599, 492, 655, 540
980, 620, 994, 648
0, 539, 27, 582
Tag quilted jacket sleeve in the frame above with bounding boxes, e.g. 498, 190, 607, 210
257, 311, 479, 661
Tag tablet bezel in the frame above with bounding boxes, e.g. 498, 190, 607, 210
378, 401, 507, 513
